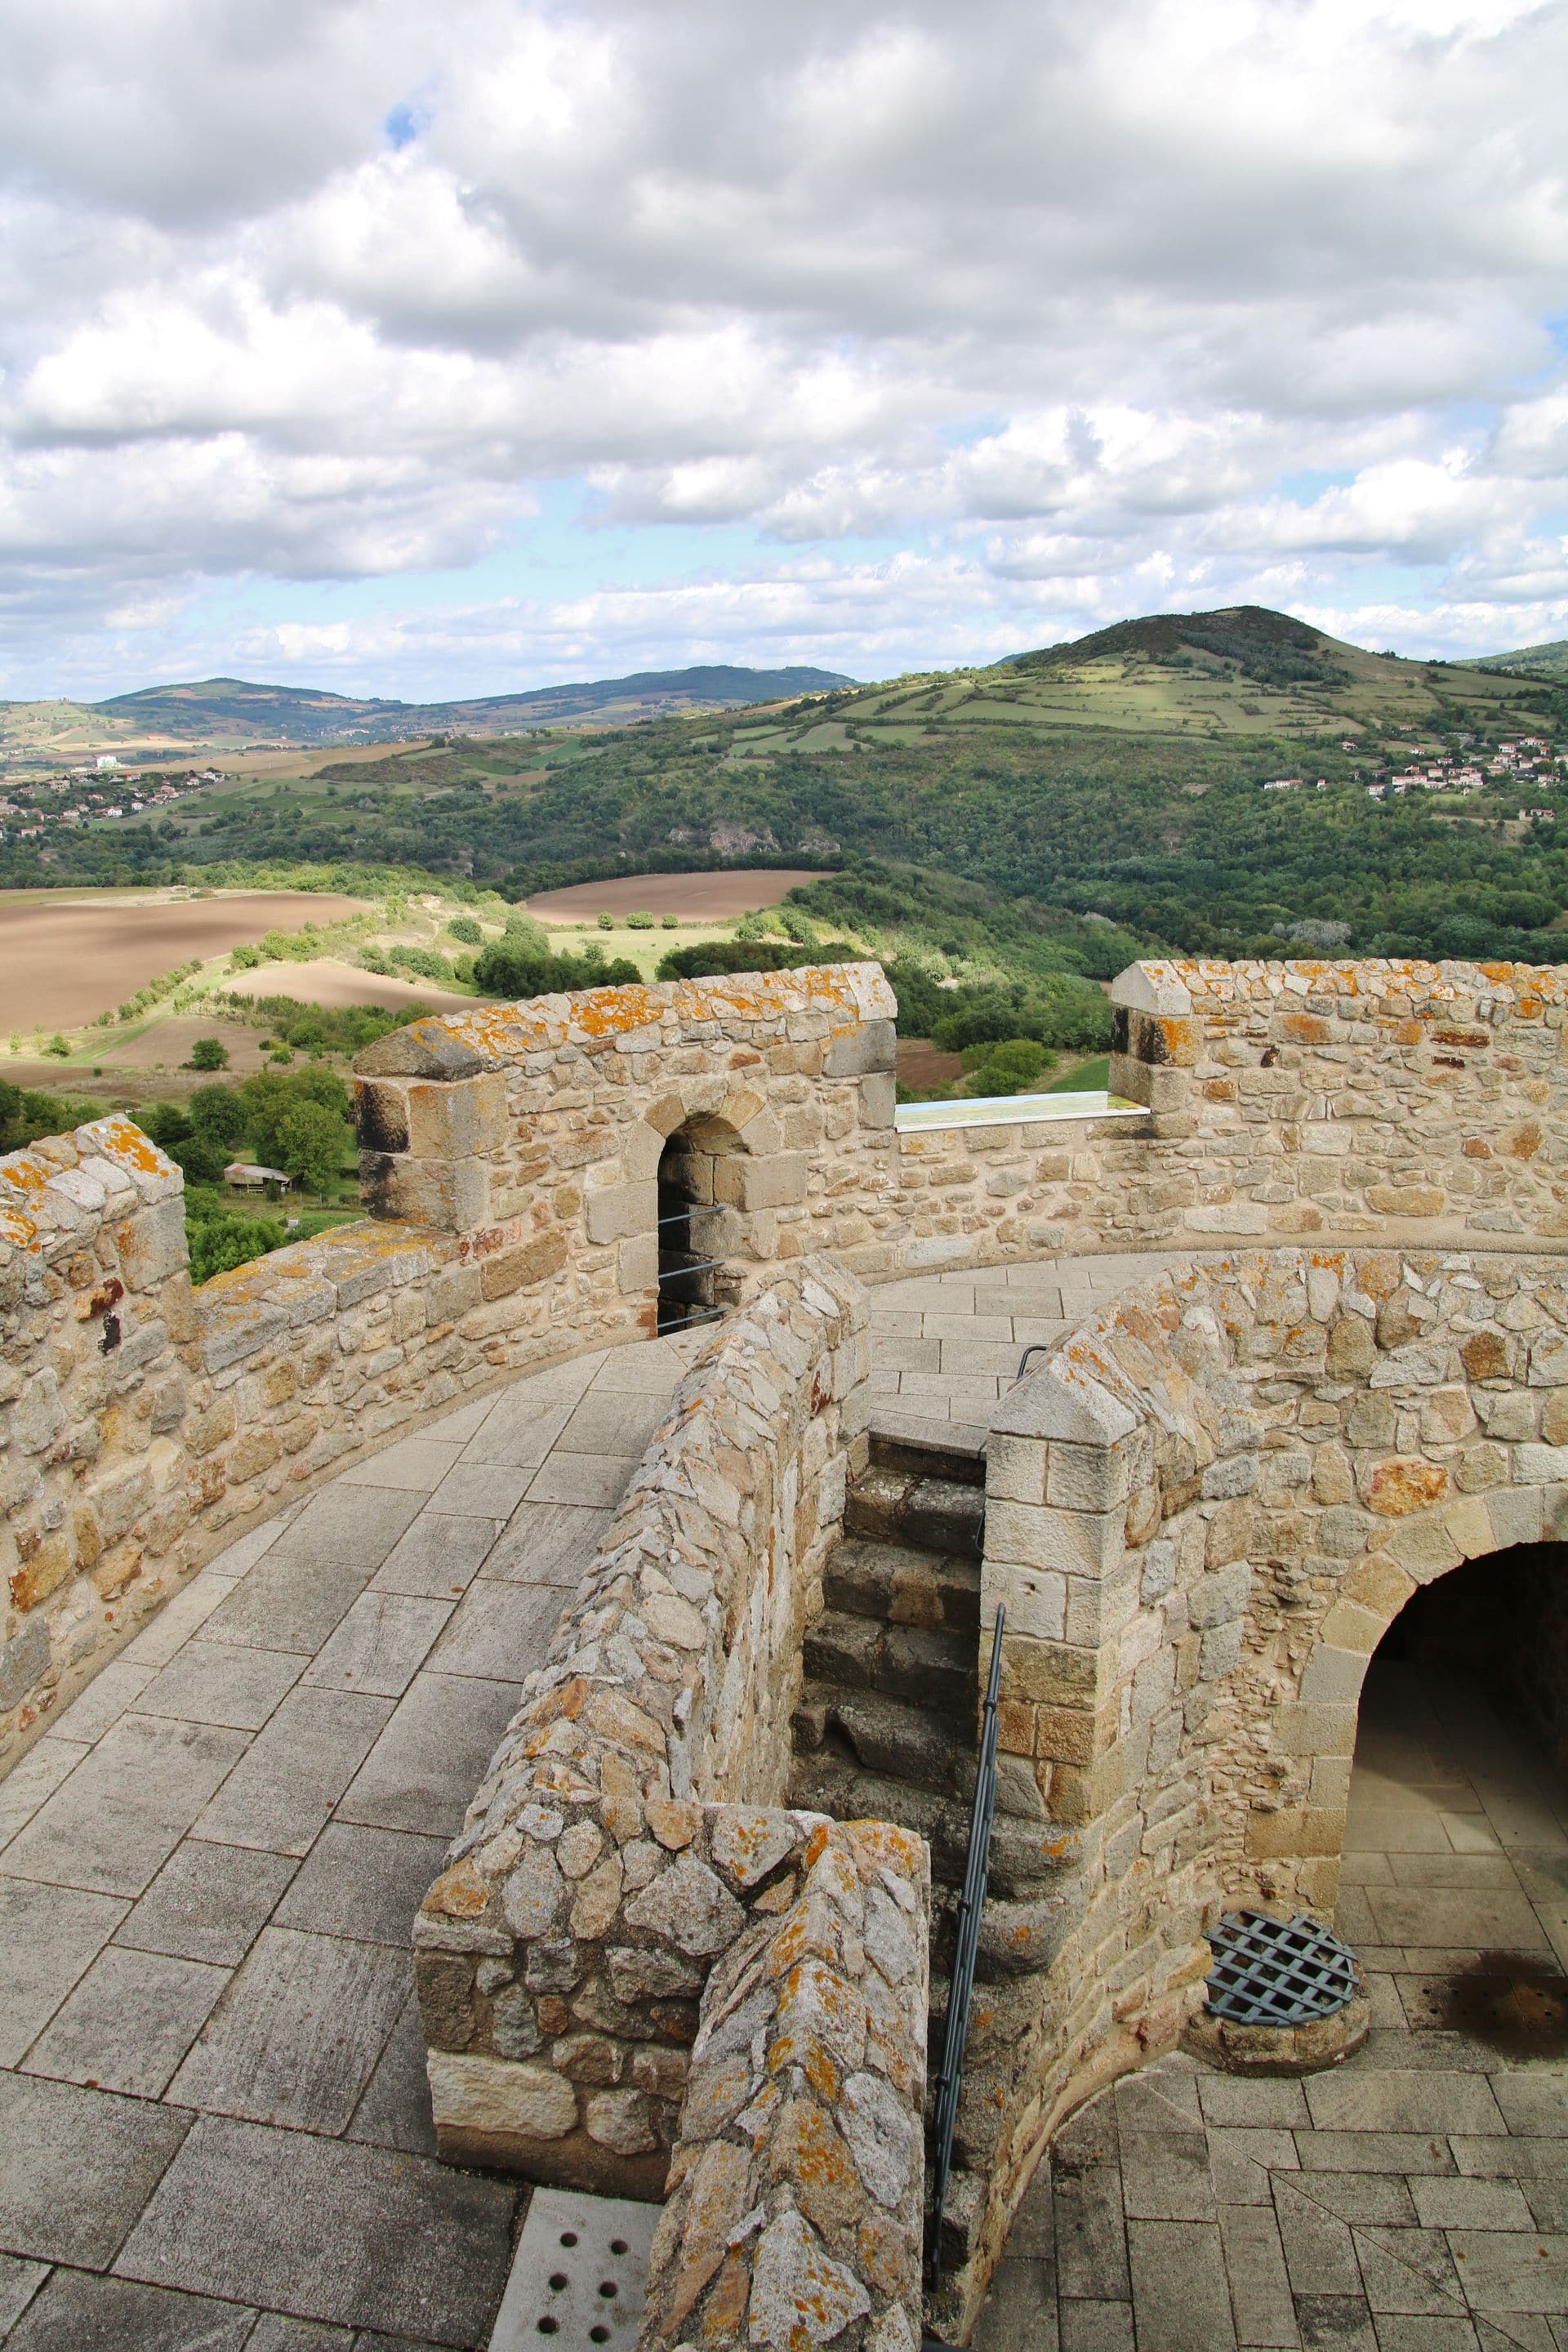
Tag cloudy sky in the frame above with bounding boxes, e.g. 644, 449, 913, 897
4, 0, 1568, 701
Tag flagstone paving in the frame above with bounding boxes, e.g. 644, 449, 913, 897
973, 1657, 1568, 2352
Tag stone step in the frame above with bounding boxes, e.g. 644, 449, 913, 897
844, 1467, 984, 1558
823, 1537, 981, 1633
803, 1610, 978, 1714
792, 1682, 970, 1797
869, 1422, 986, 1490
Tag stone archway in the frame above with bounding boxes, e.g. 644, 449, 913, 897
656, 1112, 746, 1332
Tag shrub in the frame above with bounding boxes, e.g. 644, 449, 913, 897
187, 1037, 229, 1071
597, 911, 614, 930
185, 1191, 284, 1285
471, 939, 642, 998
654, 941, 860, 982
447, 915, 483, 945
44, 1035, 69, 1059
626, 910, 654, 930
961, 1037, 1054, 1097
229, 943, 261, 970
661, 913, 679, 930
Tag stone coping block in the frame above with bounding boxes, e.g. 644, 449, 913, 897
416, 1258, 875, 2196
0, 1115, 180, 1258
635, 1814, 929, 2352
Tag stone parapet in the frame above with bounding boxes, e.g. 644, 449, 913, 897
635, 1815, 929, 2352
414, 1260, 885, 2196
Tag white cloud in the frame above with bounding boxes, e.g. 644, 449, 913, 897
2, 0, 1568, 690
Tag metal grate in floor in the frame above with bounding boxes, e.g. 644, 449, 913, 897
488, 2186, 657, 2350
1205, 1909, 1360, 2027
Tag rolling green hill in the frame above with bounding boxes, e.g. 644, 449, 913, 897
1476, 639, 1568, 686
9, 605, 1568, 975
0, 662, 856, 763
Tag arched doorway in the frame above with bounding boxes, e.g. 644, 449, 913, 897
656, 1116, 743, 1334
1339, 1544, 1568, 2055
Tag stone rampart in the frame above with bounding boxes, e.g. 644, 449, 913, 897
414, 1259, 882, 2195
955, 1241, 1568, 2334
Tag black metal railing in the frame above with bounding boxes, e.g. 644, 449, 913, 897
927, 1602, 1005, 2287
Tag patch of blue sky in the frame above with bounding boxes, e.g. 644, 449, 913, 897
383, 100, 429, 150
1276, 468, 1356, 503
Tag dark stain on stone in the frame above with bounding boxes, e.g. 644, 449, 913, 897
1405, 1950, 1568, 2058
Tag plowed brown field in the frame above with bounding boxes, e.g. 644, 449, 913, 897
523, 868, 828, 922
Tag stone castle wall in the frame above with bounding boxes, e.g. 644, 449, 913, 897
957, 1241, 1568, 2333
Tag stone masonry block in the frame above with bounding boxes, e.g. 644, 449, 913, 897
1046, 1439, 1135, 1512
986, 1499, 1125, 1581
1297, 1644, 1370, 1706
982, 1564, 1067, 1642
618, 1234, 657, 1294
990, 1363, 1138, 1449
585, 1181, 657, 1247
715, 1153, 808, 1212
822, 1019, 895, 1078
405, 1072, 508, 1161
112, 1195, 189, 1291
984, 1432, 1047, 1507
858, 1072, 896, 1129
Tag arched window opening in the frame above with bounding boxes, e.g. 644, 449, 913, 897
657, 1118, 743, 1334
1342, 1544, 1568, 2058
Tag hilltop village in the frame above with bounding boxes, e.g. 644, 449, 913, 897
0, 761, 225, 843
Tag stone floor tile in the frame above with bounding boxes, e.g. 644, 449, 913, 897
274, 1824, 448, 1949
20, 1944, 229, 2097
1352, 2225, 1464, 2315
3, 2270, 256, 2351
1413, 2179, 1535, 2231
1363, 1975, 1409, 2032
336, 1673, 521, 1838
1207, 2127, 1300, 2207
426, 1463, 533, 1521
1114, 2053, 1201, 2130
205, 1510, 301, 1581
118, 1575, 245, 1670
1445, 2231, 1568, 2314
113, 1841, 298, 1967
344, 1996, 437, 2158
1200, 2075, 1312, 2129
1288, 2176, 1417, 2229
302, 1595, 453, 1699
0, 2074, 190, 2268
1363, 1891, 1550, 1953
523, 1451, 632, 1508
1218, 2202, 1298, 2348
555, 1388, 674, 1459
114, 2114, 516, 2347
167, 1926, 408, 2134
1492, 2078, 1568, 2136
1452, 2136, 1568, 2180
871, 1337, 941, 1374
189, 1688, 394, 1857
428, 1580, 566, 1682
339, 1441, 465, 1493
1341, 1853, 1396, 1886
1275, 2178, 1365, 2299
1, 1716, 249, 1899
1343, 1811, 1458, 1855
0, 1874, 129, 2065
367, 1515, 503, 1600
1053, 2165, 1130, 2301
0, 1740, 87, 1848
1526, 2185, 1568, 2233
198, 1556, 376, 1659
1372, 2320, 1482, 2352
1386, 1854, 1525, 1891
480, 1503, 612, 1588
457, 1395, 576, 1472
589, 1340, 683, 1390
42, 1660, 157, 1747
0, 2253, 47, 2339
1361, 2027, 1500, 2074
136, 1642, 305, 1731
422, 1391, 501, 1444
1126, 2220, 1237, 2352
1004, 2161, 1055, 2258
246, 2324, 354, 2350
1290, 2296, 1377, 2350
1058, 2301, 1132, 2351
1304, 2071, 1508, 2138
1054, 2102, 1119, 2170
970, 2256, 1059, 2350
1119, 2130, 1217, 2222
264, 1486, 425, 1571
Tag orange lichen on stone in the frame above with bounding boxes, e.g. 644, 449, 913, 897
423, 1863, 488, 1918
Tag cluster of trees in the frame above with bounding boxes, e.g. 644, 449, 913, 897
139, 1068, 352, 1197
0, 1083, 105, 1156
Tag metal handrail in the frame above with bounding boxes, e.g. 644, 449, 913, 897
927, 1604, 1005, 2287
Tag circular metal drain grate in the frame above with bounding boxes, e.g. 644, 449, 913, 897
1205, 1909, 1359, 2028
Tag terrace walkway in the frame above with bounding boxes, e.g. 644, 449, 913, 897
2, 1249, 1566, 2350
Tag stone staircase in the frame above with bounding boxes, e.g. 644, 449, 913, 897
788, 1429, 1081, 2285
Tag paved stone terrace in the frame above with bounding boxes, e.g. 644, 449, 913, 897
0, 1336, 699, 2352
973, 1656, 1568, 2352
866, 1250, 1192, 1453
